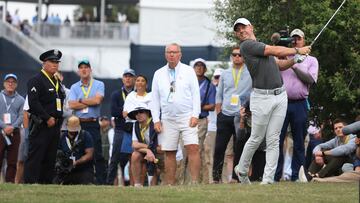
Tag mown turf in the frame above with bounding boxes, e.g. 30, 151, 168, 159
0, 182, 358, 203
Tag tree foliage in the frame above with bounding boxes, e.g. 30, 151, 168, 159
213, 0, 360, 124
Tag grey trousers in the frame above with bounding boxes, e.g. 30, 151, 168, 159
237, 90, 287, 183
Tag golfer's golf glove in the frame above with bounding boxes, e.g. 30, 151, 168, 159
294, 54, 307, 63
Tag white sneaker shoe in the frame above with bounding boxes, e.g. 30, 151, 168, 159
234, 165, 251, 185
298, 165, 308, 183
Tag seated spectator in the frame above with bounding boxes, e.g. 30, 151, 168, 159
129, 103, 159, 187
305, 124, 323, 169
54, 116, 94, 185
299, 118, 356, 182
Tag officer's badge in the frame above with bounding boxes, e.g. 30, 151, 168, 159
31, 87, 37, 92
54, 49, 59, 56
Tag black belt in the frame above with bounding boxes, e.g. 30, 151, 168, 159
199, 116, 207, 119
288, 99, 306, 103
79, 118, 97, 122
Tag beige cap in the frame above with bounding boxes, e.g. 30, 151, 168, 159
290, 29, 305, 38
67, 116, 81, 132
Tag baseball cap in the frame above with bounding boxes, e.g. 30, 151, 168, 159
4, 73, 17, 81
78, 59, 91, 68
213, 68, 223, 76
67, 116, 81, 132
193, 58, 206, 68
233, 18, 251, 31
290, 29, 305, 38
123, 69, 136, 76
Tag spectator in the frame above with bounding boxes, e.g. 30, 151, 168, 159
122, 74, 152, 185
54, 116, 94, 185
68, 59, 106, 184
129, 103, 159, 187
0, 73, 25, 183
11, 9, 21, 29
275, 28, 319, 182
305, 124, 323, 169
204, 68, 222, 183
151, 43, 201, 185
213, 46, 252, 183
106, 69, 135, 185
99, 116, 111, 165
191, 58, 216, 184
299, 118, 357, 181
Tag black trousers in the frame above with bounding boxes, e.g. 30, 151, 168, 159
55, 169, 94, 185
24, 121, 61, 184
213, 112, 238, 182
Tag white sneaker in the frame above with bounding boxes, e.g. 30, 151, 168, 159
234, 165, 251, 185
298, 165, 308, 183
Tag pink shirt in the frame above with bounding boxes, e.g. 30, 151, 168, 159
281, 55, 319, 100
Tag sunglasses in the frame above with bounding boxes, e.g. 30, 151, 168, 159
232, 53, 242, 57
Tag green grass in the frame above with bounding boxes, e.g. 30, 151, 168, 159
0, 182, 358, 203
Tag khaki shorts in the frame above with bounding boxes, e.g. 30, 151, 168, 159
159, 117, 199, 151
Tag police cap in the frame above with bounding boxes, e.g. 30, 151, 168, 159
39, 49, 62, 62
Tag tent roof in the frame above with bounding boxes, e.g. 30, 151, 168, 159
3, 0, 139, 6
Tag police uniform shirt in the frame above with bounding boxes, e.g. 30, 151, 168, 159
27, 71, 65, 120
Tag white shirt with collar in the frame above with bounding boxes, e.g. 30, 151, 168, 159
151, 62, 200, 123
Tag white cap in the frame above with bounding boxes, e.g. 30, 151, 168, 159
213, 68, 223, 76
290, 28, 305, 38
193, 58, 207, 68
233, 18, 251, 31
307, 125, 320, 135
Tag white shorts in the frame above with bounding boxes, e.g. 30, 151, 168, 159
159, 117, 198, 151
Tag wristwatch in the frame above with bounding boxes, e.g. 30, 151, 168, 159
322, 151, 326, 156
294, 47, 300, 54
78, 98, 82, 103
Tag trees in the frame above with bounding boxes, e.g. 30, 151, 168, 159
213, 0, 360, 125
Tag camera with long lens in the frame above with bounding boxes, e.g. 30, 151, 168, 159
271, 29, 295, 47
54, 150, 74, 175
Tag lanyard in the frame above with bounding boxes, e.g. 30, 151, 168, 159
140, 118, 152, 143
168, 68, 176, 82
1, 93, 15, 112
41, 69, 59, 94
81, 79, 93, 99
65, 133, 79, 151
232, 67, 243, 90
122, 88, 130, 101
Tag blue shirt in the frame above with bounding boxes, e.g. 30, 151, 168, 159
69, 79, 105, 118
198, 78, 216, 118
58, 130, 94, 172
216, 66, 252, 116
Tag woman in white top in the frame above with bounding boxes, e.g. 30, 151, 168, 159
123, 75, 152, 119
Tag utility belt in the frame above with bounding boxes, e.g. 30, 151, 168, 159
253, 86, 285, 96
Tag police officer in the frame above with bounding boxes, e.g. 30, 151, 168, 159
24, 49, 65, 184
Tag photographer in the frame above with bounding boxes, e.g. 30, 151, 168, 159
54, 115, 94, 185
299, 118, 356, 182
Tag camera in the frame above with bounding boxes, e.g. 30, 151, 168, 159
271, 29, 294, 47
54, 150, 74, 175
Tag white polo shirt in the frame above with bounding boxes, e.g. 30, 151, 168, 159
150, 62, 201, 122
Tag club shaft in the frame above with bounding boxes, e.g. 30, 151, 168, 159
310, 0, 347, 46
